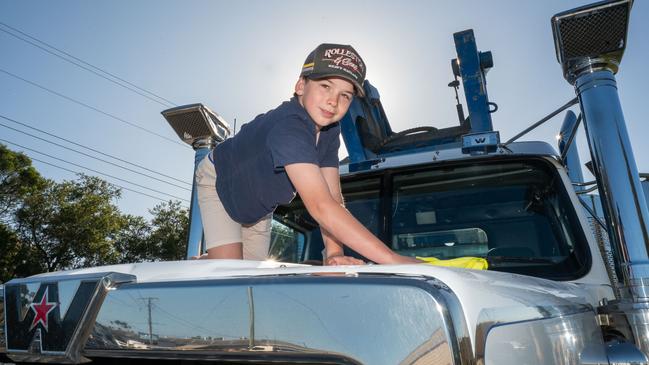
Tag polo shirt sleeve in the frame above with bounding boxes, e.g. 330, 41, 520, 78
319, 130, 341, 168
267, 116, 319, 170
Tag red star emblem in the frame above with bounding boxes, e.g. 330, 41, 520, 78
29, 287, 57, 332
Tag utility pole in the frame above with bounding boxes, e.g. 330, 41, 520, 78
139, 297, 158, 345
247, 287, 254, 349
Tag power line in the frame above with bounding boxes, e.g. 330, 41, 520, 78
0, 110, 191, 186
0, 118, 191, 192
27, 156, 185, 206
0, 22, 177, 108
0, 68, 188, 149
2, 139, 190, 203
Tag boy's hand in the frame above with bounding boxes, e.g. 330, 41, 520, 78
325, 255, 366, 266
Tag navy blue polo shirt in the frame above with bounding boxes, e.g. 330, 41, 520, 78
212, 97, 341, 224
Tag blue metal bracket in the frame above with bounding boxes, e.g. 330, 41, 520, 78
453, 29, 494, 133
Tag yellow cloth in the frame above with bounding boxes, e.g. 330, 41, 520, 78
416, 256, 488, 270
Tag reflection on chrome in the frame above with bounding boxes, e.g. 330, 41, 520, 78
600, 297, 649, 358
86, 276, 470, 365
482, 311, 607, 365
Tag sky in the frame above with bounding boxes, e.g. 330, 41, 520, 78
1, 0, 648, 219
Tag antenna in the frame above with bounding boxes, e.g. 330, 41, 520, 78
448, 77, 465, 125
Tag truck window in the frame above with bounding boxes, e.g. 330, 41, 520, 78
273, 159, 590, 280
389, 159, 591, 280
269, 220, 306, 263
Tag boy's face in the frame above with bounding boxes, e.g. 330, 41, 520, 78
295, 77, 355, 130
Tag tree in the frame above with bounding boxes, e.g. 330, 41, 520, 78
112, 214, 153, 263
0, 222, 43, 282
147, 200, 189, 261
0, 145, 46, 280
0, 143, 190, 280
0, 144, 43, 222
15, 175, 124, 272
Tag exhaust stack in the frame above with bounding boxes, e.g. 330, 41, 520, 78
553, 0, 649, 355
162, 104, 231, 258
553, 0, 649, 298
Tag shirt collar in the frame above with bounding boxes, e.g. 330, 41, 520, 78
288, 96, 340, 136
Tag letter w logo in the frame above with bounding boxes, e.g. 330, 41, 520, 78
4, 280, 100, 354
474, 137, 486, 144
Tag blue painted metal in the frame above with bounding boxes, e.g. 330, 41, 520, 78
453, 29, 494, 133
339, 29, 496, 169
339, 99, 368, 163
340, 81, 389, 163
558, 110, 585, 189
186, 147, 210, 258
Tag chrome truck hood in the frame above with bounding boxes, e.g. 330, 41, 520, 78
2, 261, 609, 364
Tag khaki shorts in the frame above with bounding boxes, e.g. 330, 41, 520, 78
195, 154, 271, 260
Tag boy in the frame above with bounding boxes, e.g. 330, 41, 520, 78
195, 43, 421, 265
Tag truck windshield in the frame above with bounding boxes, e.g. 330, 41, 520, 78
272, 158, 591, 281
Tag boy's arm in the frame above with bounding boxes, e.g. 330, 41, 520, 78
320, 167, 364, 265
285, 163, 420, 264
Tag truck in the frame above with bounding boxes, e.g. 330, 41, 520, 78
2, 0, 649, 364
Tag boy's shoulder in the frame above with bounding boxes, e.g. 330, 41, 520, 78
259, 98, 311, 129
271, 97, 308, 119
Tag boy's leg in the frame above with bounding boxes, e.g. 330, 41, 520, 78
195, 154, 243, 259
241, 214, 272, 260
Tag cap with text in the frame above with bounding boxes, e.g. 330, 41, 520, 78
300, 43, 366, 96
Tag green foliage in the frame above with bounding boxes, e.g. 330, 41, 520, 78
148, 200, 189, 261
15, 175, 125, 271
112, 214, 154, 263
0, 144, 189, 281
0, 223, 43, 282
0, 144, 44, 221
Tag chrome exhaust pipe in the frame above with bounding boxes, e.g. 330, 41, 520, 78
553, 0, 649, 300
162, 104, 231, 258
553, 0, 649, 356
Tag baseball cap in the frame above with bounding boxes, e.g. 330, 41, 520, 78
300, 43, 366, 97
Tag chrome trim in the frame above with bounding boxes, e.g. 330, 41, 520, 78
4, 272, 135, 363
482, 311, 608, 365
558, 110, 585, 186
85, 275, 472, 365
340, 141, 560, 177
187, 146, 210, 259
576, 70, 649, 297
599, 299, 649, 359
565, 57, 621, 86
425, 277, 474, 365
81, 349, 364, 364
474, 303, 592, 364
606, 340, 648, 365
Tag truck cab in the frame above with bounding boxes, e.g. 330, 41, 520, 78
2, 1, 649, 364
272, 139, 610, 287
